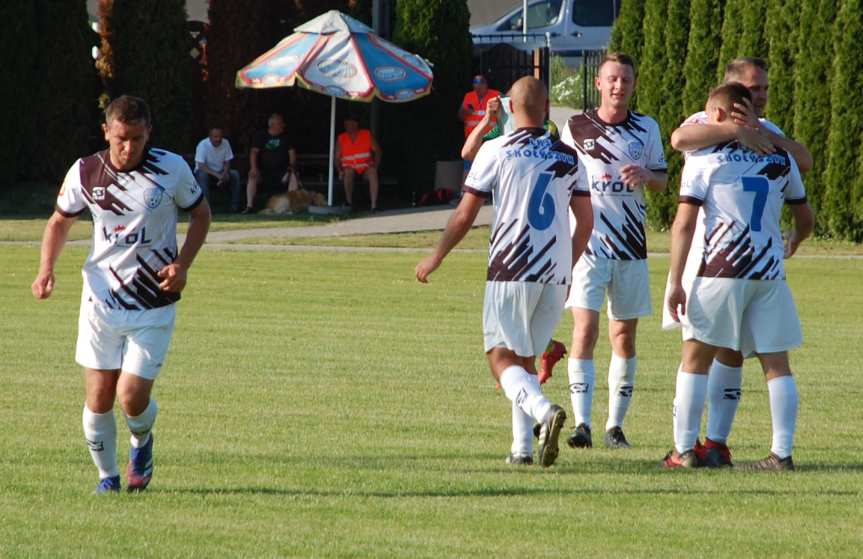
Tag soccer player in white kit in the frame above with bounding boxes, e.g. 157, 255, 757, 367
31, 96, 212, 493
559, 53, 668, 450
416, 77, 593, 467
663, 83, 813, 470
664, 57, 814, 466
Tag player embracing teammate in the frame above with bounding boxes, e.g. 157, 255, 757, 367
663, 82, 814, 470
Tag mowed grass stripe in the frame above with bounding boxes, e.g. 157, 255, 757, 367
0, 245, 860, 558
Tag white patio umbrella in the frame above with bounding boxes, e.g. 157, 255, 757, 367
236, 10, 434, 206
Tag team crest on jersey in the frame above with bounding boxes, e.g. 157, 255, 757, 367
584, 139, 596, 150
144, 188, 163, 210
92, 187, 106, 200
627, 141, 643, 160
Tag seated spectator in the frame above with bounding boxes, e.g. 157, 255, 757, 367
335, 114, 383, 212
243, 113, 297, 213
194, 127, 242, 213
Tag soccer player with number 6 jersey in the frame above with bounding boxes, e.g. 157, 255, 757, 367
416, 77, 593, 468
559, 53, 668, 450
663, 83, 813, 470
31, 96, 211, 493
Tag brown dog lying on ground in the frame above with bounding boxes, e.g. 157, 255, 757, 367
260, 190, 327, 215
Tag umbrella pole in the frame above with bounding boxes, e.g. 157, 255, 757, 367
328, 95, 336, 206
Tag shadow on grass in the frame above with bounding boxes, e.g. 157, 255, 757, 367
159, 483, 861, 499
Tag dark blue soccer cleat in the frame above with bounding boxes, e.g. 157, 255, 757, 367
126, 434, 154, 492
94, 475, 121, 495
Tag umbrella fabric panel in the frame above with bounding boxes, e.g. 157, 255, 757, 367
235, 33, 320, 89
355, 34, 434, 102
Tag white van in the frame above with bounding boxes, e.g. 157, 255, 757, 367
470, 0, 620, 55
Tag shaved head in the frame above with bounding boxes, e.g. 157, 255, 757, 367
509, 76, 548, 124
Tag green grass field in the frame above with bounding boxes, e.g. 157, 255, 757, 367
1, 238, 861, 557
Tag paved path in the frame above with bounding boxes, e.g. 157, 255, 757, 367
204, 205, 494, 243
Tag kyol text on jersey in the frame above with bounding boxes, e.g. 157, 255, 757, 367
592, 173, 635, 195
102, 224, 153, 246
504, 136, 576, 166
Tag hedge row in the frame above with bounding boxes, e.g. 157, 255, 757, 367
611, 0, 863, 240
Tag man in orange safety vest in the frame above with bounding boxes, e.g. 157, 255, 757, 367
335, 114, 383, 212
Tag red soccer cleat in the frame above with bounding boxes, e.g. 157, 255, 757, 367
538, 340, 567, 385
694, 438, 733, 468
660, 449, 700, 469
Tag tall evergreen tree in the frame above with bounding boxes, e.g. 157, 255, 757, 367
824, 0, 863, 239
637, 0, 667, 120
206, 0, 298, 151
738, 0, 768, 58
716, 0, 743, 81
0, 1, 37, 186
609, 0, 645, 62
793, 0, 839, 222
98, 0, 194, 154
683, 0, 723, 116
392, 0, 471, 190
31, 0, 100, 180
650, 0, 690, 230
764, 0, 799, 135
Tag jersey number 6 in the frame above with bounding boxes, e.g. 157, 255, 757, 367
528, 172, 555, 231
741, 176, 769, 232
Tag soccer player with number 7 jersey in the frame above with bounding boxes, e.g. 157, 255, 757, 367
416, 77, 593, 468
559, 53, 668, 450
663, 83, 814, 470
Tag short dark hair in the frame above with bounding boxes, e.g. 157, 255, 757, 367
708, 82, 752, 110
104, 95, 151, 126
724, 57, 767, 82
344, 113, 359, 122
598, 52, 637, 75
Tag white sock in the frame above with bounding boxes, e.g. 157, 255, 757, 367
606, 354, 636, 431
511, 375, 538, 456
706, 360, 742, 444
768, 375, 798, 459
125, 399, 158, 448
567, 358, 594, 427
499, 365, 552, 423
82, 405, 119, 479
673, 370, 708, 454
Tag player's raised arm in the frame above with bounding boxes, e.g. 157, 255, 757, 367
32, 210, 78, 300
461, 97, 500, 161
670, 115, 775, 155
415, 191, 485, 283
784, 161, 814, 258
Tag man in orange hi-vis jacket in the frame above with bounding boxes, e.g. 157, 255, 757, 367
335, 114, 383, 212
458, 75, 501, 174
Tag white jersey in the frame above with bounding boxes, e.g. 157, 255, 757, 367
561, 109, 666, 260
680, 143, 806, 280
57, 148, 204, 310
465, 127, 589, 285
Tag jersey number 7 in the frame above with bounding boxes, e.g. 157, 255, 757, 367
741, 176, 769, 232
528, 172, 555, 231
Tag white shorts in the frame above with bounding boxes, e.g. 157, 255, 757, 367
76, 298, 177, 380
483, 281, 567, 357
565, 254, 652, 320
682, 278, 802, 356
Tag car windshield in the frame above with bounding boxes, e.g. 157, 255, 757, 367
498, 0, 563, 31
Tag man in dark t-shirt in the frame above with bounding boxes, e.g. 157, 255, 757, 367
243, 113, 297, 213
